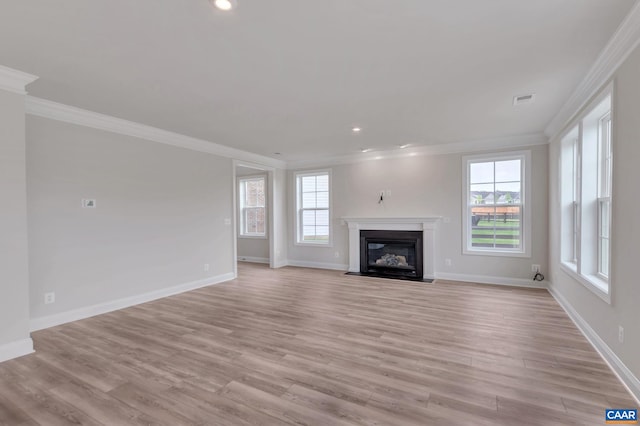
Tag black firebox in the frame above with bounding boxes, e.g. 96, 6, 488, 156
359, 230, 423, 280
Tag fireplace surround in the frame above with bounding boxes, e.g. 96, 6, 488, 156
343, 217, 440, 280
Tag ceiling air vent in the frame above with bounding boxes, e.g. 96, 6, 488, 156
513, 94, 536, 106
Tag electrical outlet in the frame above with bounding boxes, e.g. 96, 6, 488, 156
531, 264, 540, 273
619, 325, 624, 343
224, 218, 231, 226
204, 263, 210, 272
44, 292, 55, 305
334, 251, 340, 258
445, 258, 452, 267
81, 199, 96, 208
385, 189, 392, 197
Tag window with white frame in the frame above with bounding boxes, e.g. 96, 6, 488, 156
463, 151, 530, 256
295, 171, 330, 245
560, 84, 612, 301
238, 176, 266, 237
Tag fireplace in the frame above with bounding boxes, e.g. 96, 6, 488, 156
360, 230, 423, 280
343, 217, 440, 281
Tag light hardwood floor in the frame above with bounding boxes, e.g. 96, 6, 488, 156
0, 263, 636, 425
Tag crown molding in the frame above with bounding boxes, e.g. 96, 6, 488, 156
545, 1, 640, 140
0, 65, 38, 95
285, 133, 548, 170
25, 96, 287, 169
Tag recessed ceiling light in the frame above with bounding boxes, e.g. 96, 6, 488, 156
212, 0, 236, 11
375, 156, 383, 160
399, 144, 410, 149
360, 148, 372, 153
352, 127, 362, 133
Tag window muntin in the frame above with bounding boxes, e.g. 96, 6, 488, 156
239, 176, 266, 237
464, 152, 529, 256
296, 171, 330, 245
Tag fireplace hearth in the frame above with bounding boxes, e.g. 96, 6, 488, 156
360, 230, 423, 280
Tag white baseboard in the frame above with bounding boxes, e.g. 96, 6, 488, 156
272, 259, 288, 269
286, 259, 349, 271
238, 256, 269, 264
436, 272, 546, 289
30, 272, 235, 332
548, 284, 640, 405
0, 338, 34, 363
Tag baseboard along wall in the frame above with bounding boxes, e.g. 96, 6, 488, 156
0, 338, 34, 363
548, 284, 640, 405
30, 272, 235, 332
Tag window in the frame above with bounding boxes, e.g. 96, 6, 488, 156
295, 170, 330, 245
598, 113, 612, 278
560, 84, 612, 302
238, 176, 266, 237
463, 151, 530, 257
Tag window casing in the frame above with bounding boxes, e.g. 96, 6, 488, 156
463, 151, 531, 257
559, 84, 612, 302
295, 170, 330, 245
238, 176, 266, 238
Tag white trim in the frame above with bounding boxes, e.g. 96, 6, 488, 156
548, 284, 640, 405
0, 338, 34, 363
560, 262, 611, 304
272, 259, 288, 269
462, 150, 532, 258
286, 260, 348, 271
237, 256, 270, 264
545, 1, 640, 139
232, 160, 278, 271
436, 272, 545, 289
286, 133, 548, 170
343, 217, 440, 279
294, 169, 333, 247
237, 175, 268, 239
25, 97, 286, 169
0, 65, 38, 95
30, 272, 235, 332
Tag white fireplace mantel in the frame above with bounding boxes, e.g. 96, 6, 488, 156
342, 217, 441, 280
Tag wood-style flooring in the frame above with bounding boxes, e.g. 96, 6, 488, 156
0, 263, 636, 425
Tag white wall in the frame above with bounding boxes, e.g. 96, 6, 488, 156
549, 43, 640, 391
26, 116, 235, 321
0, 88, 32, 359
287, 143, 549, 282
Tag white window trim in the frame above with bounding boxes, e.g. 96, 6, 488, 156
238, 175, 267, 239
462, 150, 532, 258
294, 169, 332, 247
558, 81, 613, 304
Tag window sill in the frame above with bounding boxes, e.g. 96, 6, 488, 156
239, 235, 267, 240
560, 262, 611, 304
295, 241, 332, 248
463, 248, 529, 258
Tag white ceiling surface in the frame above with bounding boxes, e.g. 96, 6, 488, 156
0, 1, 635, 162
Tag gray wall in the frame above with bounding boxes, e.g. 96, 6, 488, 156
549, 44, 640, 379
0, 89, 32, 352
288, 143, 549, 282
26, 116, 234, 320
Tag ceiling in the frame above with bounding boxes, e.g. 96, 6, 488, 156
0, 0, 636, 163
